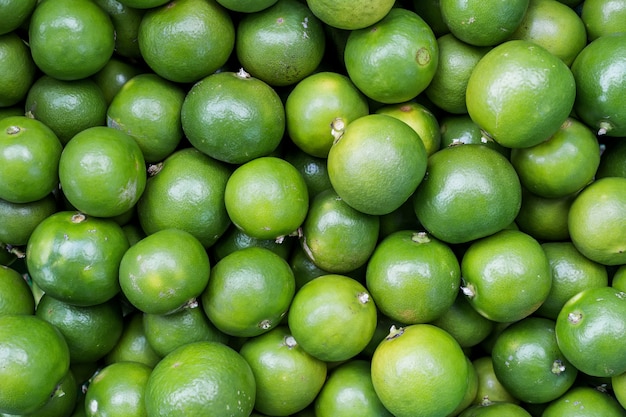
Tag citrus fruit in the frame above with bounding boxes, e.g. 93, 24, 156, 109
289, 244, 331, 290
138, 0, 235, 83
0, 193, 57, 246
300, 188, 380, 273
327, 114, 428, 215
472, 356, 519, 405
58, 126, 146, 218
514, 188, 574, 242
36, 294, 124, 364
542, 386, 626, 416
201, 246, 295, 337
92, 57, 144, 106
143, 302, 229, 357
536, 241, 609, 320
0, 265, 35, 315
283, 147, 332, 197
287, 274, 377, 362
236, 0, 326, 87
104, 312, 161, 368
0, 32, 36, 107
440, 0, 529, 46
424, 33, 491, 115
211, 224, 293, 263
596, 139, 626, 179
459, 401, 532, 417
0, 315, 70, 415
314, 359, 393, 417
571, 33, 626, 137
466, 40, 576, 148
181, 69, 285, 164
371, 324, 470, 417
567, 177, 626, 265
25, 369, 78, 417
239, 326, 328, 416
413, 0, 450, 37
118, 0, 169, 7
509, 0, 587, 66
555, 286, 626, 377
25, 75, 108, 145
144, 341, 255, 417
0, 116, 62, 204
581, 0, 626, 41
430, 293, 495, 349
84, 361, 151, 417
26, 211, 128, 306
344, 8, 438, 104
93, 0, 146, 60
460, 229, 552, 323
306, 0, 394, 30
224, 156, 309, 240
375, 101, 442, 156
136, 148, 231, 249
612, 370, 626, 409
107, 73, 185, 163
413, 143, 522, 244
439, 114, 510, 157
216, 0, 277, 12
0, 0, 37, 35
510, 117, 601, 198
378, 199, 422, 240
118, 228, 210, 315
366, 230, 460, 324
491, 317, 578, 404
28, 0, 115, 80
285, 71, 369, 158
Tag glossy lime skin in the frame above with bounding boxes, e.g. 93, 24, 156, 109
0, 116, 62, 204
59, 126, 146, 218
459, 402, 532, 417
0, 33, 37, 107
26, 211, 129, 306
0, 0, 37, 35
571, 33, 626, 136
0, 265, 35, 315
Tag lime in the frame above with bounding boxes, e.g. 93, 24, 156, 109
571, 33, 626, 137
93, 0, 146, 59
366, 230, 460, 324
413, 143, 522, 244
439, 114, 510, 156
466, 39, 576, 148
107, 73, 185, 163
239, 326, 327, 416
84, 361, 151, 417
461, 229, 552, 323
26, 211, 128, 306
91, 57, 144, 105
24, 369, 78, 417
28, 0, 115, 80
371, 324, 470, 417
472, 356, 518, 405
613, 370, 626, 409
58, 126, 146, 218
491, 317, 577, 404
306, 0, 394, 30
0, 265, 35, 315
0, 32, 36, 107
424, 33, 491, 115
459, 401, 532, 417
555, 286, 626, 377
0, 315, 70, 415
181, 69, 285, 164
515, 188, 574, 242
138, 0, 235, 83
25, 75, 108, 145
344, 8, 438, 104
542, 386, 626, 416
236, 0, 326, 87
216, 0, 277, 12
285, 71, 369, 158
581, 0, 626, 41
0, 0, 37, 35
104, 312, 161, 368
0, 116, 62, 204
300, 188, 379, 273
568, 177, 626, 265
224, 156, 309, 240
440, 0, 529, 46
136, 148, 231, 249
287, 274, 377, 362
211, 224, 293, 263
597, 139, 626, 179
413, 0, 450, 37
144, 341, 255, 417
327, 114, 428, 215
510, 117, 601, 198
283, 147, 333, 197
118, 228, 211, 315
201, 247, 295, 337
0, 193, 57, 246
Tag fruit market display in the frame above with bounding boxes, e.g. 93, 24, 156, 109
2, 0, 626, 415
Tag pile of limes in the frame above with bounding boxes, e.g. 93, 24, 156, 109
1, 0, 626, 415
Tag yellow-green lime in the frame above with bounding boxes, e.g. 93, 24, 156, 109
581, 0, 626, 41
0, 32, 36, 107
515, 187, 574, 242
306, 0, 395, 30
216, 0, 277, 12
542, 386, 626, 416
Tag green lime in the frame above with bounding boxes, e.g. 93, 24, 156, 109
104, 312, 161, 368
0, 193, 57, 246
0, 32, 36, 107
306, 0, 395, 30
542, 386, 626, 416
0, 265, 35, 315
0, 0, 37, 35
